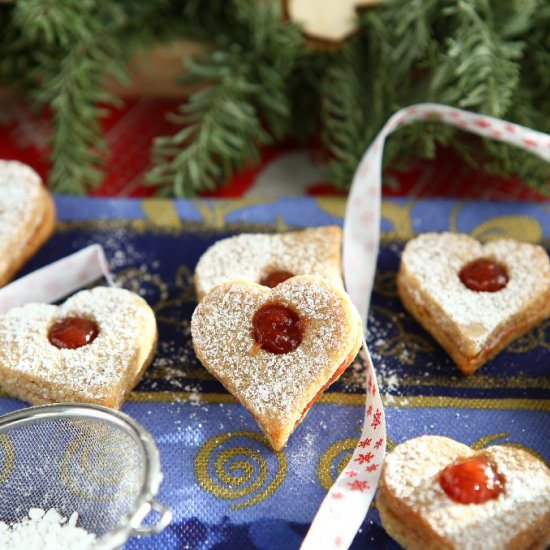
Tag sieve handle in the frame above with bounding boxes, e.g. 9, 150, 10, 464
132, 500, 173, 536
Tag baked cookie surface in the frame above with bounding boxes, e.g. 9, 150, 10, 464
194, 226, 342, 300
0, 286, 157, 408
378, 435, 550, 550
191, 275, 362, 450
397, 232, 550, 374
0, 160, 56, 287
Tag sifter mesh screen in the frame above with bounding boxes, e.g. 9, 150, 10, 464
0, 415, 145, 536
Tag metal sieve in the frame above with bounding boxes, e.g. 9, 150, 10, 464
0, 403, 171, 548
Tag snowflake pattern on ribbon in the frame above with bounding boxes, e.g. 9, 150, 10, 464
301, 103, 550, 550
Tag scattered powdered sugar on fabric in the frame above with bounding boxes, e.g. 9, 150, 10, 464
194, 227, 343, 298
0, 287, 155, 401
70, 225, 148, 274
401, 233, 550, 354
0, 160, 44, 279
191, 276, 360, 423
343, 311, 408, 407
0, 508, 96, 550
149, 338, 197, 384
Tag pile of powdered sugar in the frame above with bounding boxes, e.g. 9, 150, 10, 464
0, 508, 97, 549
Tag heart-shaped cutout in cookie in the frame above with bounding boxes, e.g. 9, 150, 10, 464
191, 275, 362, 450
378, 435, 550, 550
0, 160, 56, 287
194, 226, 342, 300
0, 287, 157, 408
397, 233, 550, 374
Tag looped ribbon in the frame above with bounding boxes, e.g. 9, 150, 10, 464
0, 104, 549, 549
301, 103, 550, 549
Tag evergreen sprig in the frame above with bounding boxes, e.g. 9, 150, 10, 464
321, 0, 550, 192
146, 0, 304, 195
148, 50, 269, 195
1, 0, 549, 195
432, 0, 524, 117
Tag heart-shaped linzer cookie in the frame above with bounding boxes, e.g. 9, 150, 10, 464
397, 233, 550, 374
0, 287, 157, 408
191, 275, 362, 451
194, 226, 342, 300
378, 435, 550, 550
0, 160, 56, 287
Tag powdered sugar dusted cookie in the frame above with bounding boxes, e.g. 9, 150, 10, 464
191, 275, 362, 451
397, 233, 550, 374
378, 435, 550, 550
0, 160, 56, 287
194, 226, 342, 300
0, 287, 157, 408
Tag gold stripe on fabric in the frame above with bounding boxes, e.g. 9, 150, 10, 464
393, 375, 550, 390
130, 391, 236, 403
128, 392, 550, 411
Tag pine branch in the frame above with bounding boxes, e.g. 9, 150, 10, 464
33, 38, 128, 193
431, 0, 524, 117
147, 0, 304, 197
321, 42, 372, 188
2, 0, 550, 195
147, 52, 269, 195
12, 0, 99, 47
4, 1, 155, 193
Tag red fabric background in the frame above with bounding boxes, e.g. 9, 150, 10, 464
0, 98, 547, 201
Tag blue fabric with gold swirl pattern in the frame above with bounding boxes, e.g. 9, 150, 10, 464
0, 196, 548, 549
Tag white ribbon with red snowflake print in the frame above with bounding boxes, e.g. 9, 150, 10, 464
301, 103, 550, 550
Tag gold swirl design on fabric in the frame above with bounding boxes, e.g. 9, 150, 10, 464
141, 199, 182, 228
471, 432, 509, 450
0, 434, 15, 484
374, 271, 399, 297
371, 305, 434, 364
154, 265, 197, 327
195, 199, 262, 228
195, 431, 287, 510
318, 438, 358, 490
450, 205, 544, 243
448, 202, 467, 233
175, 264, 196, 299
381, 201, 414, 240
472, 216, 543, 243
506, 320, 549, 353
318, 436, 396, 496
61, 425, 135, 501
315, 197, 347, 218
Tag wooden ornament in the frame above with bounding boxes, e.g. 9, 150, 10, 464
284, 0, 382, 45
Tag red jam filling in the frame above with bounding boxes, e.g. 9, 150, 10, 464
252, 303, 303, 354
459, 258, 508, 292
439, 455, 505, 504
259, 271, 294, 288
48, 317, 99, 349
298, 356, 351, 424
